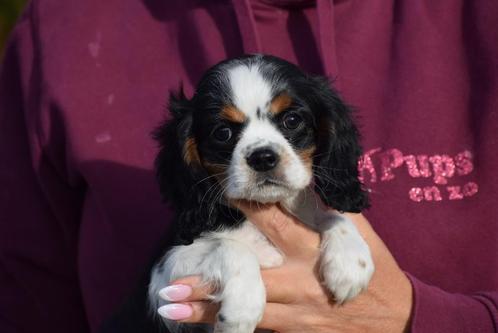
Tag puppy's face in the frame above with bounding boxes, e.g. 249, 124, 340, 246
191, 61, 317, 203
156, 55, 368, 242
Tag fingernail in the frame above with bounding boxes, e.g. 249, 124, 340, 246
157, 303, 193, 320
159, 284, 192, 301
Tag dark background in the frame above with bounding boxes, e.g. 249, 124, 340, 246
0, 0, 28, 55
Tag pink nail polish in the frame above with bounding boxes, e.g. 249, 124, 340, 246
158, 304, 193, 320
158, 284, 192, 301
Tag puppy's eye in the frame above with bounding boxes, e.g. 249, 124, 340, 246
282, 112, 303, 130
212, 126, 233, 142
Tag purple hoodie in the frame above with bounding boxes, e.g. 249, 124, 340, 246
0, 0, 497, 332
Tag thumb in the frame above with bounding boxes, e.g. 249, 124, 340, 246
233, 200, 320, 257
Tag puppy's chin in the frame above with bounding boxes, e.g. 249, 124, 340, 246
225, 183, 300, 204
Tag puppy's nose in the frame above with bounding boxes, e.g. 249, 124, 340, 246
246, 148, 279, 172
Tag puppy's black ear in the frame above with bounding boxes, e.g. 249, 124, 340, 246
311, 77, 369, 213
154, 91, 226, 244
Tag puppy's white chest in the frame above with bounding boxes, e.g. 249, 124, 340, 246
218, 221, 284, 268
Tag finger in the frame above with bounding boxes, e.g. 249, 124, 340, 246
159, 276, 218, 302
158, 301, 218, 324
263, 261, 328, 305
166, 272, 301, 304
168, 272, 296, 304
158, 301, 299, 332
233, 200, 320, 256
162, 268, 307, 305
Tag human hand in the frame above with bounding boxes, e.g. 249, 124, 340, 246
157, 202, 413, 333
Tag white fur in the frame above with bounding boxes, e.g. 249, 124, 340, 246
228, 62, 272, 119
317, 211, 374, 303
149, 62, 374, 333
149, 191, 374, 333
225, 120, 311, 202
149, 221, 282, 333
225, 64, 311, 203
287, 190, 375, 303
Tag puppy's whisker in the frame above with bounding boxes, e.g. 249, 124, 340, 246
205, 162, 231, 168
312, 170, 340, 187
313, 182, 329, 203
206, 182, 228, 222
207, 177, 239, 222
310, 151, 333, 159
312, 190, 319, 210
199, 176, 235, 213
201, 176, 231, 207
149, 55, 372, 333
193, 172, 226, 188
312, 164, 349, 172
210, 175, 238, 203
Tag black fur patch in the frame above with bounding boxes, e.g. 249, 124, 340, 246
154, 55, 368, 244
100, 54, 369, 333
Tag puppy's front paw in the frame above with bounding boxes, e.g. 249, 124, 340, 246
320, 220, 375, 303
213, 245, 266, 333
214, 298, 264, 333
321, 246, 374, 303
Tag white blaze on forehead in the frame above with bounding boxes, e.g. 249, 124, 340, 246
224, 62, 312, 202
228, 64, 272, 118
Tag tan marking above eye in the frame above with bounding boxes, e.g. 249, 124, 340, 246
220, 105, 247, 123
296, 146, 316, 180
183, 137, 201, 165
270, 93, 293, 115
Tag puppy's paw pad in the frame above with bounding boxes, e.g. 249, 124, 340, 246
321, 253, 374, 303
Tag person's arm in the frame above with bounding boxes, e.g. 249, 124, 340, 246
407, 274, 497, 332
0, 4, 88, 332
155, 204, 498, 332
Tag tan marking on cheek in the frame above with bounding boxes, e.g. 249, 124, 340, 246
270, 93, 293, 115
201, 160, 228, 191
221, 105, 246, 123
358, 259, 367, 269
183, 137, 200, 165
202, 160, 227, 175
277, 146, 315, 179
340, 228, 348, 235
298, 146, 316, 173
275, 151, 291, 178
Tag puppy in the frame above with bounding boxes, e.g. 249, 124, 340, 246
150, 54, 374, 333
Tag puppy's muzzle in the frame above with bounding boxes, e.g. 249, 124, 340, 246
246, 147, 280, 172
